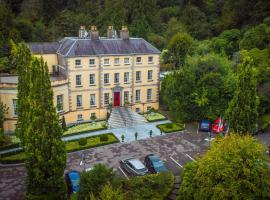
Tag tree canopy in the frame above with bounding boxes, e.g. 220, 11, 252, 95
178, 134, 270, 200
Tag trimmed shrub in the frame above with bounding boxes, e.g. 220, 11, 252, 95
166, 123, 173, 129
100, 134, 109, 142
78, 138, 87, 146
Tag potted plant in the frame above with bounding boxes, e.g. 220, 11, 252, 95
149, 130, 153, 137
90, 114, 96, 124
121, 134, 125, 143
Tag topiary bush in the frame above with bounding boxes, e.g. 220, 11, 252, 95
78, 138, 87, 146
100, 134, 109, 142
166, 123, 173, 129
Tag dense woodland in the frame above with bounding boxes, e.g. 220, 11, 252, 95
0, 0, 270, 126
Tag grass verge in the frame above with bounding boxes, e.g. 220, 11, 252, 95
157, 122, 184, 133
144, 112, 167, 122
63, 121, 107, 137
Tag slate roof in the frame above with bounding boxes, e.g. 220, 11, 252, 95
28, 42, 60, 54
28, 37, 160, 57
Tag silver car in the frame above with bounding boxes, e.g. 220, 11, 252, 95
120, 157, 148, 176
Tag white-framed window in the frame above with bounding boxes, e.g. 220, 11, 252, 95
104, 73, 110, 84
147, 89, 152, 100
12, 99, 18, 116
148, 56, 153, 63
75, 59, 81, 66
136, 71, 141, 81
124, 72, 129, 83
135, 90, 140, 101
148, 70, 153, 80
124, 91, 129, 102
136, 57, 142, 64
89, 59, 95, 66
114, 58, 120, 65
124, 57, 130, 65
136, 108, 140, 113
56, 95, 63, 112
104, 58, 110, 65
77, 114, 83, 121
104, 93, 109, 105
89, 74, 95, 85
77, 95, 82, 107
90, 94, 96, 106
114, 73, 120, 84
76, 75, 82, 86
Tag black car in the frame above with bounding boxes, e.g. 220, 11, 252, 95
144, 154, 167, 173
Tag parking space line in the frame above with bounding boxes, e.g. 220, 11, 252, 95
185, 154, 196, 162
170, 156, 183, 168
118, 167, 129, 180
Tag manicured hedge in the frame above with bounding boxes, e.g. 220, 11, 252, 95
0, 133, 119, 164
66, 133, 119, 153
157, 122, 184, 133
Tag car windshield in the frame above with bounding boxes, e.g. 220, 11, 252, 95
129, 159, 146, 171
153, 160, 164, 168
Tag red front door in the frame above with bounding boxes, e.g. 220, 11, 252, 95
114, 92, 120, 107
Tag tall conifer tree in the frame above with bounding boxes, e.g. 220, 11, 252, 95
226, 51, 258, 134
14, 43, 66, 198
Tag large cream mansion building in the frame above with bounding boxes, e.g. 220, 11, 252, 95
0, 26, 161, 133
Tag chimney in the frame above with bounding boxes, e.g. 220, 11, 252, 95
89, 25, 99, 40
107, 26, 117, 38
78, 25, 86, 38
120, 26, 129, 40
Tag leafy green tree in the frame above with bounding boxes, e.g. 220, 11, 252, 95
79, 164, 116, 199
226, 51, 258, 134
167, 32, 194, 67
0, 101, 8, 130
97, 183, 124, 200
178, 134, 270, 200
14, 42, 66, 198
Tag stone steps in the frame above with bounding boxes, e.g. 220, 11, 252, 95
108, 107, 147, 128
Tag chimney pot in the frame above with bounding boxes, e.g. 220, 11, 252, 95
120, 26, 129, 40
89, 25, 99, 40
79, 25, 86, 38
107, 26, 117, 38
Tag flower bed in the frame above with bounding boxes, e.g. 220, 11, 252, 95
63, 121, 107, 137
157, 122, 184, 133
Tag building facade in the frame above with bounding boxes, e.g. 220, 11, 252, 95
0, 26, 160, 133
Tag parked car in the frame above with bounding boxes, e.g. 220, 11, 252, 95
211, 118, 224, 133
65, 170, 80, 194
199, 119, 211, 132
120, 157, 148, 176
144, 154, 167, 173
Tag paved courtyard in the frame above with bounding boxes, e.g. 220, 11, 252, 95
1, 124, 269, 200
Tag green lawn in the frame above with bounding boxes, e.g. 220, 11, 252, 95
144, 112, 166, 122
157, 122, 184, 133
0, 133, 119, 164
65, 133, 119, 152
63, 121, 107, 136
